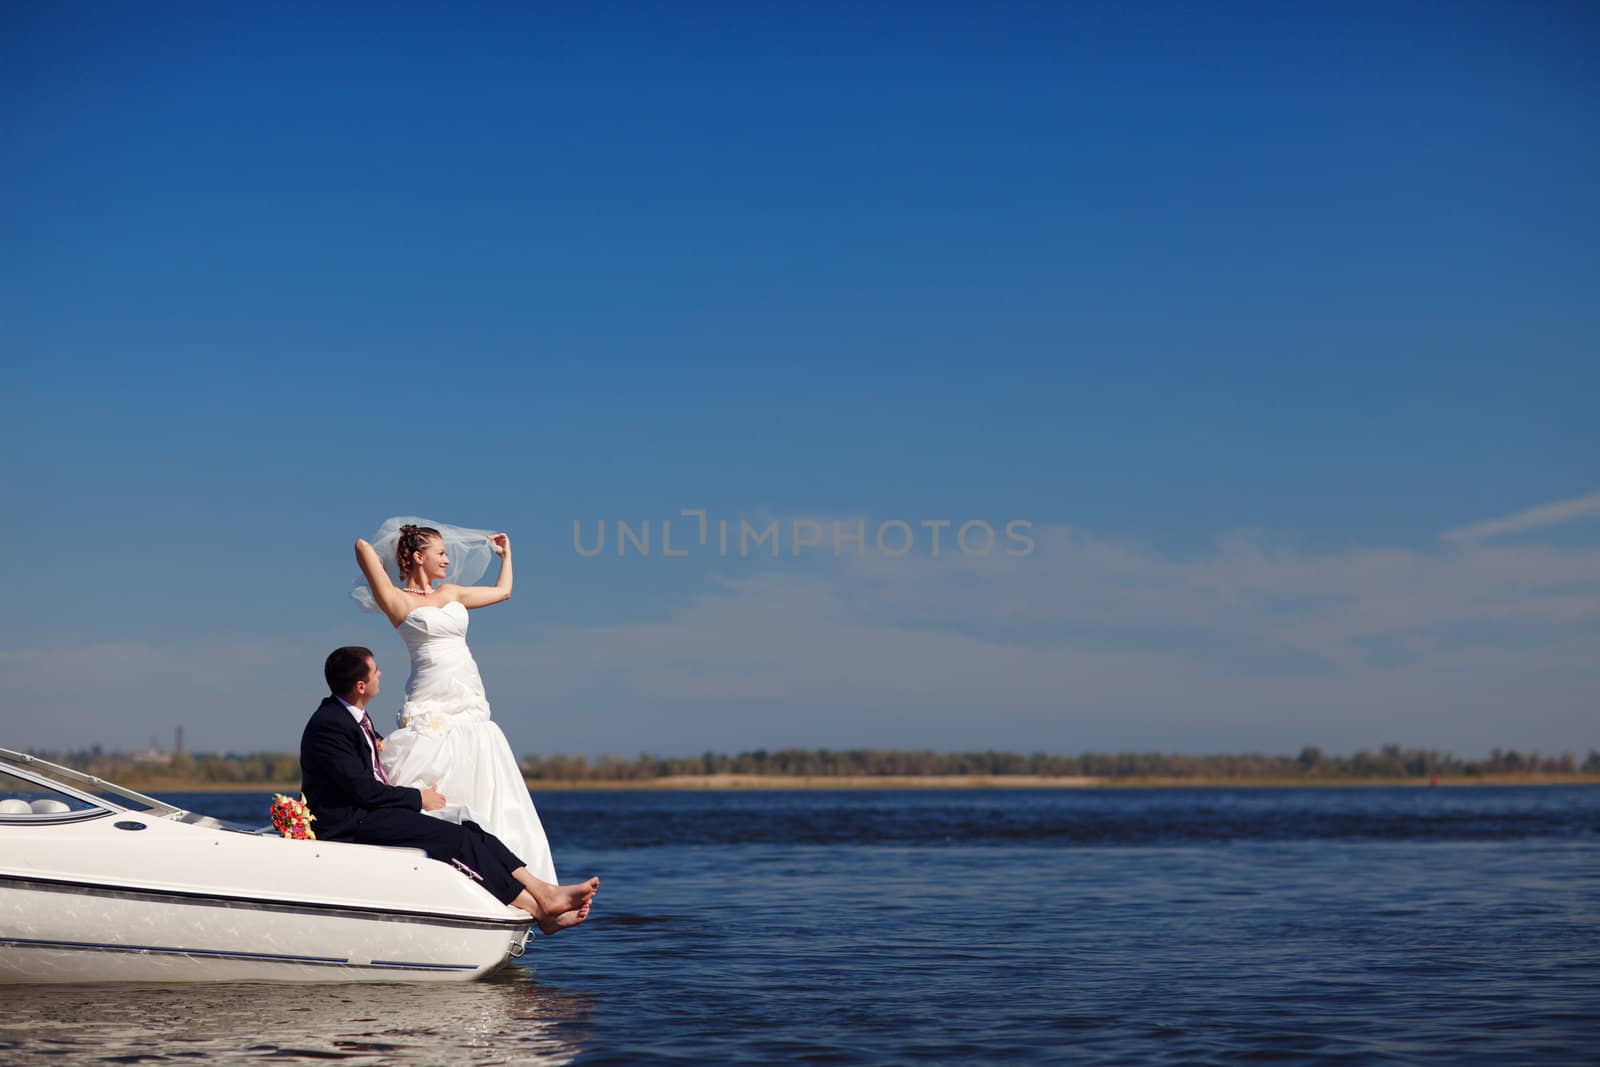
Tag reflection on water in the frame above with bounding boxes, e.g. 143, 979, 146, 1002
0, 963, 592, 1066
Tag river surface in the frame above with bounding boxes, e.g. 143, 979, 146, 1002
3, 786, 1597, 1064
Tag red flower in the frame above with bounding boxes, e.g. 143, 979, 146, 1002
268, 793, 317, 840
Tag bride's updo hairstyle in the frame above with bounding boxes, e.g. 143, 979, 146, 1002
352, 517, 498, 614
397, 524, 443, 581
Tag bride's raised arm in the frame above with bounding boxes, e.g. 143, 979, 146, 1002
453, 533, 512, 610
355, 538, 413, 627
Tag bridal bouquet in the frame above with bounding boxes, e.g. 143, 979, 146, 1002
269, 793, 317, 840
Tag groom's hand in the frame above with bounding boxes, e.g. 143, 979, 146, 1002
420, 785, 446, 811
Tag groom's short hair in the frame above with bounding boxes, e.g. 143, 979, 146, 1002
324, 646, 375, 697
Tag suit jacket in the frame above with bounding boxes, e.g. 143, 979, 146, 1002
299, 696, 422, 840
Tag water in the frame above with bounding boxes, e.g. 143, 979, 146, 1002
3, 787, 1597, 1065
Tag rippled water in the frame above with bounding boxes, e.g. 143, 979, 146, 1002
3, 787, 1597, 1064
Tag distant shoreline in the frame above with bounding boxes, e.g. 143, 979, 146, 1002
132, 773, 1600, 793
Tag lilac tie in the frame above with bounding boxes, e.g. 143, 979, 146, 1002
358, 713, 392, 785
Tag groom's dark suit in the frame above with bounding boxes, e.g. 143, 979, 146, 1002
300, 695, 528, 905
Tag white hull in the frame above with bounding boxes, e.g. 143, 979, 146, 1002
2, 944, 503, 984
0, 878, 527, 983
0, 750, 534, 983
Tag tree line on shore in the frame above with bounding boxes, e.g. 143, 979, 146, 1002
516, 745, 1600, 781
23, 744, 1600, 785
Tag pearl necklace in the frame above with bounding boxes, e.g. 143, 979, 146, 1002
403, 586, 431, 595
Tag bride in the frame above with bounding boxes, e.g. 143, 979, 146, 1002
353, 517, 560, 884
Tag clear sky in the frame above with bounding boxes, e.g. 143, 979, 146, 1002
3, 3, 1596, 758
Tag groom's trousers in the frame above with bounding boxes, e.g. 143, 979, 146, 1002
336, 810, 529, 904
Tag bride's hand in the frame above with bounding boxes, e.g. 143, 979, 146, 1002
488, 533, 510, 557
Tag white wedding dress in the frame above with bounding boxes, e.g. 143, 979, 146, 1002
378, 601, 558, 884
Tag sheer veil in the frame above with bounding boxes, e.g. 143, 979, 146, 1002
350, 516, 501, 613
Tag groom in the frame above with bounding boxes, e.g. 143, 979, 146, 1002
300, 646, 597, 933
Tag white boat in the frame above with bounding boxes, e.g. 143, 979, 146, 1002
0, 747, 533, 983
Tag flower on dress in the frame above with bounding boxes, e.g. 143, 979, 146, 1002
401, 710, 449, 734
269, 793, 317, 840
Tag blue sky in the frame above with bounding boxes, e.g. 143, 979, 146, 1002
2, 3, 1596, 758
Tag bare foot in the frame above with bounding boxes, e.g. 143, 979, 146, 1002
526, 875, 599, 918
538, 899, 592, 936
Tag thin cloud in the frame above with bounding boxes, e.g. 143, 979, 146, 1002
8, 518, 1600, 756
1442, 489, 1600, 544
466, 525, 1600, 755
